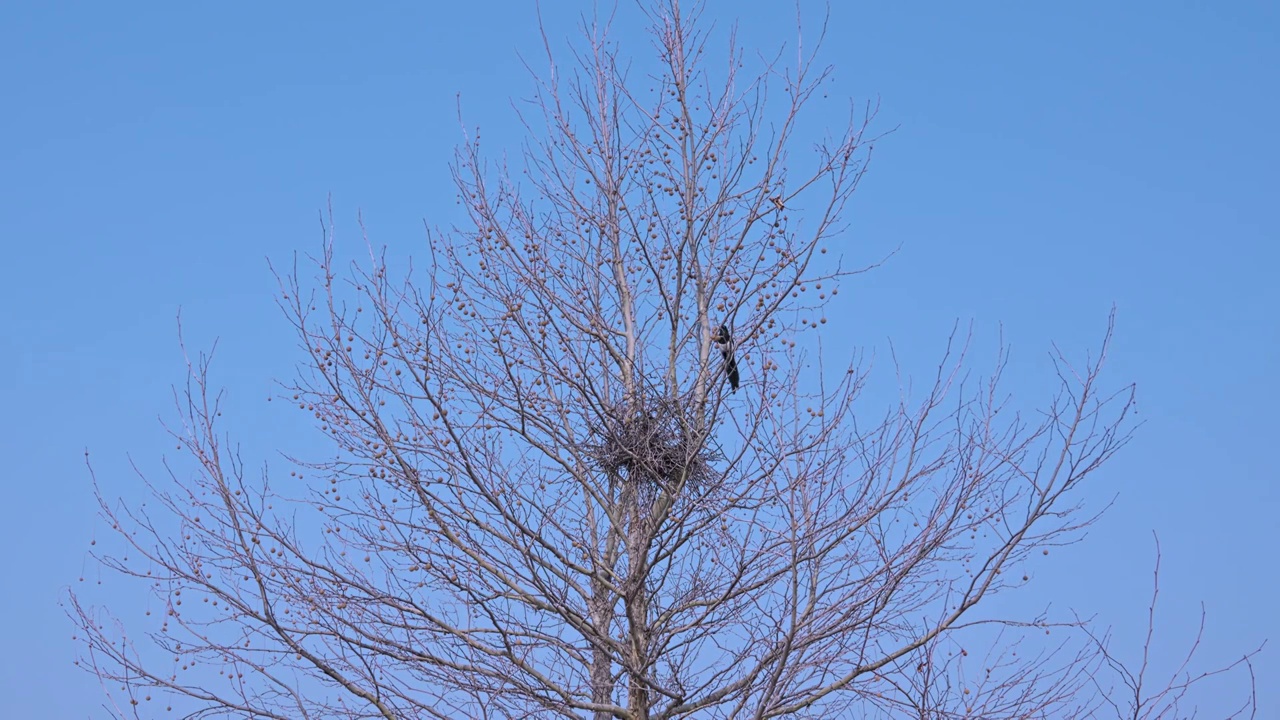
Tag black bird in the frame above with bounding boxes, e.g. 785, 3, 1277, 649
714, 324, 740, 392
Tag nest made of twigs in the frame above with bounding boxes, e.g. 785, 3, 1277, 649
587, 394, 715, 492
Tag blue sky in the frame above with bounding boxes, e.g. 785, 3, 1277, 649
1, 1, 1275, 716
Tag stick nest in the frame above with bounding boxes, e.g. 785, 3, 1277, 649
588, 394, 716, 491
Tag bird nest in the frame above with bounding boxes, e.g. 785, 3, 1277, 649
587, 394, 716, 492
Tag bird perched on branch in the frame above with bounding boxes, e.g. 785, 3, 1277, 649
714, 324, 740, 393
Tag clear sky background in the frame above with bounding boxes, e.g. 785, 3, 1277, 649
1, 1, 1275, 717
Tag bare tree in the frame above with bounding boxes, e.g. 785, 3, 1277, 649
1083, 535, 1263, 720
67, 2, 1257, 718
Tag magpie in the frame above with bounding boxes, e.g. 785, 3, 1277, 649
714, 324, 739, 392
